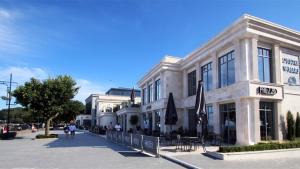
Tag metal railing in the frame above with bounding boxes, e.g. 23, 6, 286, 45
106, 131, 160, 157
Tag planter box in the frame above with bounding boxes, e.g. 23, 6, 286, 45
206, 148, 300, 160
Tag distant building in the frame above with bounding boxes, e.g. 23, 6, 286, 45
75, 114, 91, 128
105, 88, 141, 97
85, 94, 100, 126
86, 88, 141, 128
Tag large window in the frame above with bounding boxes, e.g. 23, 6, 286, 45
202, 63, 213, 91
154, 111, 161, 131
206, 105, 214, 132
142, 88, 146, 105
220, 103, 236, 144
219, 51, 235, 88
147, 84, 153, 103
258, 48, 272, 83
188, 70, 197, 96
154, 79, 161, 101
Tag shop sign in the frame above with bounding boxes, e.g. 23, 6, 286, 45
282, 53, 300, 85
257, 87, 277, 96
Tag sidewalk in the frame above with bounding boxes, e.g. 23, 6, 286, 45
159, 145, 219, 169
159, 145, 300, 169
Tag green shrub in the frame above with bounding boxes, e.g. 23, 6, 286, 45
36, 134, 58, 139
219, 141, 300, 153
287, 111, 295, 141
296, 112, 300, 138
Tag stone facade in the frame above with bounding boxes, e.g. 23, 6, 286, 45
137, 14, 300, 145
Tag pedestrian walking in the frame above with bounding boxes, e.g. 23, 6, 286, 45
69, 123, 76, 137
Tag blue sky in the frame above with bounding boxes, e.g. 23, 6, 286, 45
1, 0, 300, 109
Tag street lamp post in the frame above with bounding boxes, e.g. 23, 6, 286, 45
0, 74, 17, 134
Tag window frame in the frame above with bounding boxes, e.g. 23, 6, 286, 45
201, 62, 213, 91
218, 50, 235, 88
258, 47, 273, 83
187, 70, 197, 96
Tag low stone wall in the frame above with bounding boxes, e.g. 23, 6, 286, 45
106, 131, 160, 157
206, 148, 300, 160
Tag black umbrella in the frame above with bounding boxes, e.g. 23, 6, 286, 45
165, 92, 178, 133
195, 81, 208, 139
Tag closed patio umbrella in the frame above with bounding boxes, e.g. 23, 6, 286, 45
195, 81, 208, 139
165, 92, 178, 133
130, 87, 135, 104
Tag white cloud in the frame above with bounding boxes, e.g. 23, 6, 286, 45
0, 66, 111, 108
0, 66, 49, 83
0, 9, 11, 19
0, 66, 49, 109
75, 79, 107, 103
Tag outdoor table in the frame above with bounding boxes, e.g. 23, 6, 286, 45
181, 137, 198, 151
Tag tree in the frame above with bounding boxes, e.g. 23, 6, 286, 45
296, 112, 300, 138
287, 111, 295, 141
55, 100, 85, 123
0, 107, 33, 123
13, 76, 79, 136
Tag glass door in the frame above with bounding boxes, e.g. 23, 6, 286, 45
188, 109, 197, 136
260, 102, 274, 140
220, 103, 236, 144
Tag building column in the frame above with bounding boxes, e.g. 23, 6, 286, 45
274, 100, 284, 141
237, 38, 251, 81
235, 99, 250, 145
235, 98, 259, 145
273, 44, 283, 84
250, 37, 259, 81
211, 52, 218, 89
195, 62, 201, 82
183, 108, 188, 130
212, 103, 220, 134
183, 69, 187, 97
160, 72, 164, 99
250, 98, 261, 144
160, 109, 166, 133
234, 39, 243, 82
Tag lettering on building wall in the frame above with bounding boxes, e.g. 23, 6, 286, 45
257, 87, 277, 96
146, 105, 152, 110
282, 53, 300, 85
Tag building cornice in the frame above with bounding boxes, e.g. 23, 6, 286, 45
137, 56, 182, 87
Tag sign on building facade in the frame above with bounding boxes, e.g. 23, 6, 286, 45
282, 52, 300, 85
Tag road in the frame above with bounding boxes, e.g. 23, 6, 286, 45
0, 130, 184, 169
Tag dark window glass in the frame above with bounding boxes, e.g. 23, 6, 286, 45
219, 51, 235, 87
258, 47, 272, 83
188, 70, 197, 96
154, 79, 161, 101
142, 88, 146, 105
147, 84, 153, 103
201, 62, 213, 91
155, 111, 160, 131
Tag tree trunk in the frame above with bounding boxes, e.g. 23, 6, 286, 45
45, 113, 59, 136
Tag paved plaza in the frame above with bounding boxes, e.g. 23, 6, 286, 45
174, 154, 300, 169
1, 131, 300, 169
0, 131, 183, 169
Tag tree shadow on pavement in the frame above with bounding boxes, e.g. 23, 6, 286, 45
44, 131, 150, 157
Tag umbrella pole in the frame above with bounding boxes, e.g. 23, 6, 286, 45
170, 125, 172, 145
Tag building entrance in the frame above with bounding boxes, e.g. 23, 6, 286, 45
220, 103, 236, 144
260, 102, 274, 140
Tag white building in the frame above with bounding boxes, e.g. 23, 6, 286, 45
85, 94, 100, 126
138, 14, 300, 145
87, 88, 141, 128
75, 114, 91, 128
